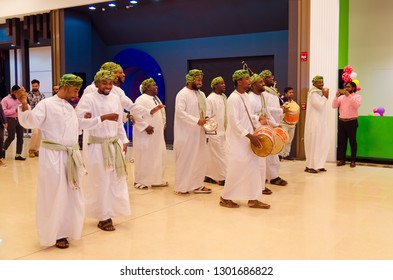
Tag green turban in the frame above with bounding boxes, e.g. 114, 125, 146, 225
186, 69, 203, 83
250, 73, 261, 85
232, 70, 249, 82
59, 74, 83, 88
210, 76, 224, 89
312, 75, 324, 83
100, 62, 122, 72
260, 70, 272, 79
141, 78, 155, 93
94, 70, 114, 83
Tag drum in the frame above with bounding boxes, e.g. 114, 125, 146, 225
203, 118, 218, 135
271, 127, 290, 155
283, 102, 300, 125
250, 126, 275, 157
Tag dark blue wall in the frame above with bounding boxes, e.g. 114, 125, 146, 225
64, 12, 288, 144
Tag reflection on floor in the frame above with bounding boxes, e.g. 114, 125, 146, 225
1, 141, 393, 260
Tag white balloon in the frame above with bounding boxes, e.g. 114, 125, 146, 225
350, 72, 357, 79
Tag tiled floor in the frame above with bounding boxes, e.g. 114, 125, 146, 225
1, 140, 393, 260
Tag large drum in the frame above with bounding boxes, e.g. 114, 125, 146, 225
271, 127, 290, 155
283, 102, 300, 125
251, 126, 275, 157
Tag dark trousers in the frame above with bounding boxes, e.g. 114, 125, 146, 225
337, 119, 358, 162
3, 118, 24, 155
0, 125, 4, 152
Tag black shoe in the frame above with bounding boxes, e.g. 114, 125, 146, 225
15, 155, 26, 161
1, 150, 5, 159
279, 155, 283, 161
218, 180, 225, 186
283, 156, 295, 161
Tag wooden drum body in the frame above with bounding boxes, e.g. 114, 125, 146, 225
251, 126, 275, 157
284, 102, 300, 125
271, 127, 290, 155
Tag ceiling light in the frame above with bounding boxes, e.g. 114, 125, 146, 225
108, 2, 116, 7
88, 5, 96, 10
130, 0, 138, 4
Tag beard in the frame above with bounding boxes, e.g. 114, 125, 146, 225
11, 94, 17, 99
191, 83, 200, 90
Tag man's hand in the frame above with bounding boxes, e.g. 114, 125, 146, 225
322, 87, 329, 99
128, 114, 136, 124
84, 112, 92, 119
100, 113, 119, 122
145, 125, 154, 134
15, 87, 29, 111
259, 116, 268, 125
247, 133, 262, 149
3, 123, 8, 129
123, 143, 128, 153
197, 118, 207, 126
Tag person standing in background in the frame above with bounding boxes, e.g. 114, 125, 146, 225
1, 85, 26, 160
0, 101, 7, 166
304, 75, 330, 173
280, 87, 299, 161
204, 76, 227, 186
27, 79, 45, 158
332, 81, 361, 168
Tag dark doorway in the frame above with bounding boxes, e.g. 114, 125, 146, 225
188, 55, 274, 97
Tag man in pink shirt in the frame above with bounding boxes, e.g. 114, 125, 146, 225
1, 85, 26, 160
332, 81, 362, 168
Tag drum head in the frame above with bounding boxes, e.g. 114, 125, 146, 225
251, 135, 274, 157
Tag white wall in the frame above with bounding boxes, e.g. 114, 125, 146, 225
29, 46, 52, 97
309, 0, 340, 162
9, 46, 52, 97
349, 0, 393, 116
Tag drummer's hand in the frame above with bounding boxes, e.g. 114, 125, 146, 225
322, 87, 329, 98
247, 134, 262, 149
197, 118, 207, 126
15, 87, 28, 104
336, 89, 341, 97
282, 106, 289, 113
259, 116, 268, 125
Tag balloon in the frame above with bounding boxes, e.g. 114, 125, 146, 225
374, 112, 381, 116
352, 79, 360, 86
350, 72, 357, 79
377, 107, 385, 115
368, 113, 374, 116
373, 108, 377, 113
356, 86, 361, 91
342, 72, 351, 82
344, 65, 353, 74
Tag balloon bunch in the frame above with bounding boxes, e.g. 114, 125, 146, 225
342, 65, 361, 91
372, 107, 385, 117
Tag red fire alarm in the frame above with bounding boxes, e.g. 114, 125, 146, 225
301, 102, 307, 110
300, 51, 308, 62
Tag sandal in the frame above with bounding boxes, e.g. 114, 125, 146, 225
151, 181, 169, 187
248, 200, 271, 209
318, 168, 327, 172
219, 197, 239, 208
97, 218, 116, 231
270, 177, 288, 186
304, 167, 318, 174
193, 186, 212, 194
174, 191, 190, 196
204, 176, 218, 184
134, 182, 149, 189
262, 187, 272, 195
55, 238, 69, 249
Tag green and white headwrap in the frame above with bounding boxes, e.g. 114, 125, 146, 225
100, 62, 122, 72
260, 70, 272, 79
94, 70, 114, 83
140, 78, 155, 93
232, 70, 249, 82
210, 76, 224, 89
59, 74, 83, 88
186, 69, 203, 83
312, 75, 324, 83
250, 73, 261, 85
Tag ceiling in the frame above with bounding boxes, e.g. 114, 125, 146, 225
67, 0, 288, 45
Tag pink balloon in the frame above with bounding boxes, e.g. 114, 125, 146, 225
374, 112, 381, 116
344, 65, 353, 74
356, 86, 361, 91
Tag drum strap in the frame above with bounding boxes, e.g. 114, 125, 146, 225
237, 93, 256, 131
196, 90, 206, 119
153, 95, 167, 126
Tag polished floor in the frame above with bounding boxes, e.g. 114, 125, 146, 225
1, 139, 393, 260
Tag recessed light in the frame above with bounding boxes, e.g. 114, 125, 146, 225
108, 2, 116, 7
88, 5, 96, 10
130, 0, 138, 4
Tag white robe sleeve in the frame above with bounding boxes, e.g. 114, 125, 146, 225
175, 92, 199, 126
18, 103, 44, 129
